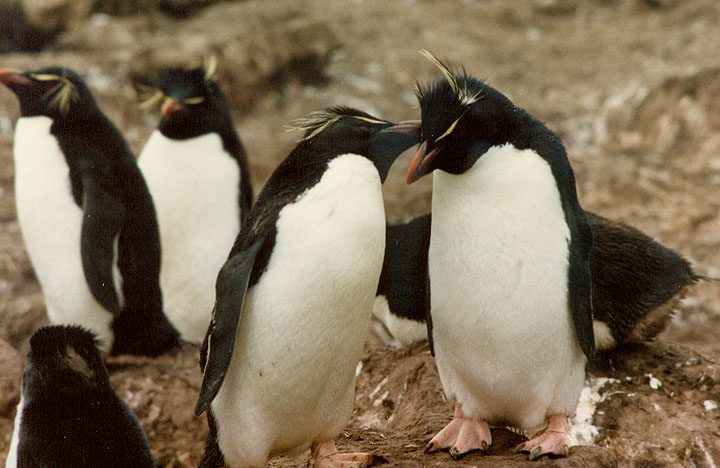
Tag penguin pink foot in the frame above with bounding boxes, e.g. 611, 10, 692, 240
516, 414, 571, 460
426, 404, 492, 459
310, 440, 384, 468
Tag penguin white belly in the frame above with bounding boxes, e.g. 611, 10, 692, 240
138, 131, 240, 343
430, 144, 586, 433
13, 117, 115, 349
212, 154, 385, 468
4, 395, 23, 468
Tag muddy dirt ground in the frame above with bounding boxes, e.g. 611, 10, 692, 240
0, 0, 719, 467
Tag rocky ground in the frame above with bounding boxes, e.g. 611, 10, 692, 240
0, 0, 719, 467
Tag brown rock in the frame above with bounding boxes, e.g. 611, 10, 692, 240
0, 338, 23, 416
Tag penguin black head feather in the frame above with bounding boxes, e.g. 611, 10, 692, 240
409, 51, 550, 183
0, 66, 98, 119
287, 106, 420, 182
14, 325, 157, 468
24, 325, 110, 399
139, 62, 233, 141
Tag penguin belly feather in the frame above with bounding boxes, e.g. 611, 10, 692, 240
430, 144, 586, 434
139, 131, 241, 343
211, 154, 385, 467
13, 116, 116, 349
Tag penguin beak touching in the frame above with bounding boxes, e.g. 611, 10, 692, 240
0, 68, 31, 86
370, 120, 422, 183
385, 119, 422, 137
406, 141, 439, 185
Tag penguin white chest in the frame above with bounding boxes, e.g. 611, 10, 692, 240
213, 154, 386, 466
138, 131, 241, 343
13, 117, 114, 347
429, 144, 585, 431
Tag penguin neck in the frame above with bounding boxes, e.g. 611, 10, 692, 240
159, 116, 244, 163
431, 143, 567, 230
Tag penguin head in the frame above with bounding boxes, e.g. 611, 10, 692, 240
406, 51, 520, 184
140, 59, 231, 140
23, 325, 110, 400
0, 66, 97, 120
291, 107, 420, 182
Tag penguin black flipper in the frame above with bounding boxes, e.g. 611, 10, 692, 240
233, 140, 253, 226
551, 158, 596, 361
566, 206, 595, 360
425, 271, 434, 356
110, 163, 180, 357
196, 235, 264, 416
80, 173, 124, 315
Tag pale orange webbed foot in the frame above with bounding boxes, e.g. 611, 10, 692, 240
516, 414, 571, 460
310, 439, 385, 468
425, 403, 492, 460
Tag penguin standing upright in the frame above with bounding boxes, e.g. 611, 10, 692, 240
137, 61, 252, 344
194, 107, 419, 468
0, 67, 179, 356
4, 325, 156, 468
373, 211, 697, 351
406, 52, 594, 459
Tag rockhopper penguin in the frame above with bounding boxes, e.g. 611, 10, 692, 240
0, 66, 179, 356
373, 211, 697, 351
194, 107, 420, 468
4, 325, 156, 468
137, 60, 253, 344
407, 52, 594, 459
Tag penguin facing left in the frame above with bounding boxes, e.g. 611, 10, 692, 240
194, 107, 419, 468
407, 52, 594, 460
4, 325, 156, 468
0, 66, 179, 356
137, 61, 253, 344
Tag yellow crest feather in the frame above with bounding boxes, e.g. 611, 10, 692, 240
286, 110, 344, 141
31, 73, 78, 115
136, 83, 166, 111
419, 49, 482, 106
203, 54, 218, 81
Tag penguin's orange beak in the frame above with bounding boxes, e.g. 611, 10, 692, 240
407, 141, 438, 185
161, 97, 184, 118
0, 68, 31, 86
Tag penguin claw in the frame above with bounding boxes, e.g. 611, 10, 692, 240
427, 412, 492, 459
517, 414, 572, 460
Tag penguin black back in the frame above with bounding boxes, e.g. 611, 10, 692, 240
14, 325, 156, 468
586, 212, 697, 346
377, 214, 432, 323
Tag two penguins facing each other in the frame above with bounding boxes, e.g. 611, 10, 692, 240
1, 55, 698, 468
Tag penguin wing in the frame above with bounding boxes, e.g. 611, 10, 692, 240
567, 205, 596, 360
195, 236, 264, 416
80, 173, 125, 315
